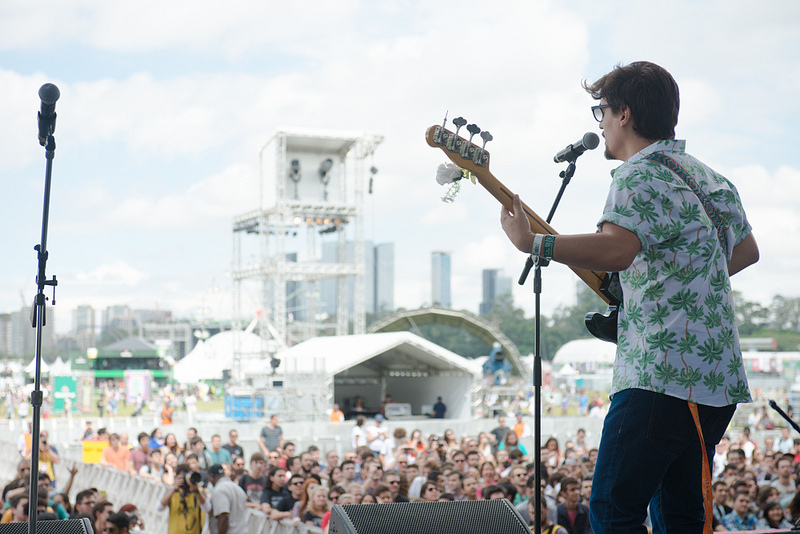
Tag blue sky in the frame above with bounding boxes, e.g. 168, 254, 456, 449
1, 1, 798, 333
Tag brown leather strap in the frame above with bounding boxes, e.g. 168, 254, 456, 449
688, 401, 713, 534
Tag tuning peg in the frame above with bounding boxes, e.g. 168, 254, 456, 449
473, 131, 493, 167
466, 124, 481, 143
460, 124, 481, 158
448, 117, 467, 151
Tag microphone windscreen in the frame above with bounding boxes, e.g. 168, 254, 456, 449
582, 132, 600, 150
39, 83, 60, 105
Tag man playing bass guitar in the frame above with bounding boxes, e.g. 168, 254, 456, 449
500, 61, 759, 534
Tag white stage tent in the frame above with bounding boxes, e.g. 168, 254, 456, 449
244, 331, 479, 419
173, 330, 265, 383
552, 338, 617, 372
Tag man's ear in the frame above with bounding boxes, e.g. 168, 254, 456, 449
618, 106, 633, 128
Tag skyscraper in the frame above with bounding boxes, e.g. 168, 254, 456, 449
431, 251, 451, 308
480, 268, 512, 315
321, 240, 395, 316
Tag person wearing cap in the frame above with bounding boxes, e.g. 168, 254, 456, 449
366, 414, 388, 455
208, 464, 247, 534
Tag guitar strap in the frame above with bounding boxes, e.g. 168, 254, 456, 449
645, 151, 727, 534
644, 152, 729, 253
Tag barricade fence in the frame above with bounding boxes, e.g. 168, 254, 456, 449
0, 440, 321, 534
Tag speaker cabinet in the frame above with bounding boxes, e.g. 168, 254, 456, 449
329, 499, 530, 534
0, 519, 93, 534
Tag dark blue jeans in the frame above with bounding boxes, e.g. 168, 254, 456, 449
589, 389, 736, 534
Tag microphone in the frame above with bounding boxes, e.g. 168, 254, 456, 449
553, 132, 599, 163
37, 83, 60, 146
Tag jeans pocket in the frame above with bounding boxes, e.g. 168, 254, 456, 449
646, 393, 694, 452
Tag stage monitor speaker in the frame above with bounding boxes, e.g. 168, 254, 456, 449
329, 499, 530, 534
0, 519, 93, 534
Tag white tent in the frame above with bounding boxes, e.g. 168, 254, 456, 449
25, 357, 49, 374
50, 356, 71, 375
173, 330, 266, 383
552, 338, 617, 368
251, 331, 478, 419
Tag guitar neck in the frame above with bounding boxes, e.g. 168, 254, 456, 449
426, 125, 611, 304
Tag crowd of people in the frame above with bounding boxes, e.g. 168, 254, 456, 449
6, 408, 800, 533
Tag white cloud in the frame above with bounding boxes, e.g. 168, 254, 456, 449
74, 261, 148, 286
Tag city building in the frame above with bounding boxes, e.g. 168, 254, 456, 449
479, 269, 512, 315
431, 251, 451, 308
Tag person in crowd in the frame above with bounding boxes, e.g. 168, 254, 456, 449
127, 432, 152, 475
756, 499, 793, 531
258, 414, 284, 455
208, 434, 233, 465
92, 501, 114, 534
100, 434, 130, 471
222, 429, 244, 460
208, 464, 247, 534
105, 513, 130, 534
270, 474, 306, 521
237, 452, 268, 506
139, 448, 165, 480
384, 472, 407, 503
162, 433, 181, 457
769, 453, 796, 505
118, 503, 145, 533
444, 470, 466, 501
721, 491, 758, 531
259, 466, 288, 514
420, 481, 441, 502
158, 463, 210, 534
302, 486, 329, 527
555, 477, 591, 534
365, 415, 388, 455
149, 428, 165, 450
532, 498, 568, 534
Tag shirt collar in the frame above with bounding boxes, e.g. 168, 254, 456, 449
611, 139, 686, 176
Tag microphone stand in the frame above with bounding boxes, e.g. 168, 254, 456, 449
28, 92, 59, 534
517, 160, 577, 534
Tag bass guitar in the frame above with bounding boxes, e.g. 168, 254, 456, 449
426, 116, 621, 343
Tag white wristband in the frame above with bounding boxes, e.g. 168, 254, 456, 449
532, 233, 545, 257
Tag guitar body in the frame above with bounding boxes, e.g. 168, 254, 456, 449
426, 122, 622, 343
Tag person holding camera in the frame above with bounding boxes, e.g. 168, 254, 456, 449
208, 464, 247, 534
157, 463, 211, 534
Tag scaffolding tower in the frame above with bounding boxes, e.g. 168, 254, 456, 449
232, 129, 383, 377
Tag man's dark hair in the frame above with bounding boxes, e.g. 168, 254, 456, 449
561, 477, 579, 490
583, 61, 680, 141
712, 480, 727, 491
268, 466, 285, 478
137, 432, 149, 442
482, 484, 506, 499
286, 456, 299, 470
186, 453, 199, 461
307, 445, 319, 453
340, 459, 355, 469
10, 494, 28, 509
92, 501, 112, 519
107, 512, 130, 531
76, 489, 95, 505
176, 463, 192, 476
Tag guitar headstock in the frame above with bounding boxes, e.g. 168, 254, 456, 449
426, 115, 493, 179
